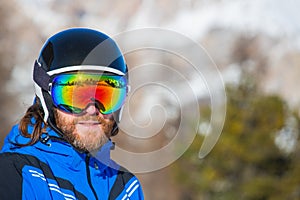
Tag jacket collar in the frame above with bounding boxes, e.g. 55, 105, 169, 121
2, 122, 115, 173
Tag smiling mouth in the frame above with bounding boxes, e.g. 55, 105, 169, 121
77, 121, 100, 125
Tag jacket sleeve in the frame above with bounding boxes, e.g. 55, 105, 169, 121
0, 153, 24, 200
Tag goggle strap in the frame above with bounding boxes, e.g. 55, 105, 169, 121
33, 60, 51, 91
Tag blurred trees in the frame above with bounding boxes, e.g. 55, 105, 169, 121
0, 1, 18, 145
171, 76, 300, 199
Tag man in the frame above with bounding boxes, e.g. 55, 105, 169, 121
0, 28, 144, 200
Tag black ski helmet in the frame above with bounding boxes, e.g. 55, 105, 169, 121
33, 28, 128, 136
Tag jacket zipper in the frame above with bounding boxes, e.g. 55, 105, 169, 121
85, 154, 99, 200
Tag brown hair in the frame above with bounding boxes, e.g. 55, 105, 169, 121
17, 100, 47, 146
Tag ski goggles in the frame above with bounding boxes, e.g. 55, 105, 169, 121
50, 72, 127, 115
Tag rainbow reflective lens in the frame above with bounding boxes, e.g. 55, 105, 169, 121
51, 73, 127, 115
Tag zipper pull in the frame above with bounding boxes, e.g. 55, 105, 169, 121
94, 162, 99, 170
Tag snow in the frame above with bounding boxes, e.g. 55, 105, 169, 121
164, 0, 300, 42
11, 0, 300, 107
15, 0, 300, 41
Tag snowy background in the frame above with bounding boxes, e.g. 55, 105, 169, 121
4, 0, 300, 112
1, 0, 300, 199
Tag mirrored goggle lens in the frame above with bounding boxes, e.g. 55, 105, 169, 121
51, 73, 127, 114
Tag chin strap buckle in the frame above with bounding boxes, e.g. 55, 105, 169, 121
39, 133, 51, 146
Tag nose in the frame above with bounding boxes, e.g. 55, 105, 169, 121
85, 104, 100, 115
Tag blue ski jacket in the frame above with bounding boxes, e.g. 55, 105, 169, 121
0, 122, 144, 200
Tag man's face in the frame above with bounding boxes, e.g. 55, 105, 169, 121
54, 104, 115, 152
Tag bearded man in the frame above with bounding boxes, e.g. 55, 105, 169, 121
0, 28, 144, 200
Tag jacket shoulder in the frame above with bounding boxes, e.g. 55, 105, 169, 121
0, 152, 88, 200
109, 166, 144, 200
0, 152, 40, 199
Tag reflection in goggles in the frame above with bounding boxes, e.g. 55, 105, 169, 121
51, 73, 127, 114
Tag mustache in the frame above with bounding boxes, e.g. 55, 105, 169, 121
73, 115, 107, 124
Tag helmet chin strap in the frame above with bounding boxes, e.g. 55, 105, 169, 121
111, 122, 119, 137
111, 107, 124, 136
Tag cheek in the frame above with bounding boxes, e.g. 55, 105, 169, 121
103, 119, 115, 133
54, 109, 75, 128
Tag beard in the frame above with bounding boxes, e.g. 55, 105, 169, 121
54, 109, 115, 152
